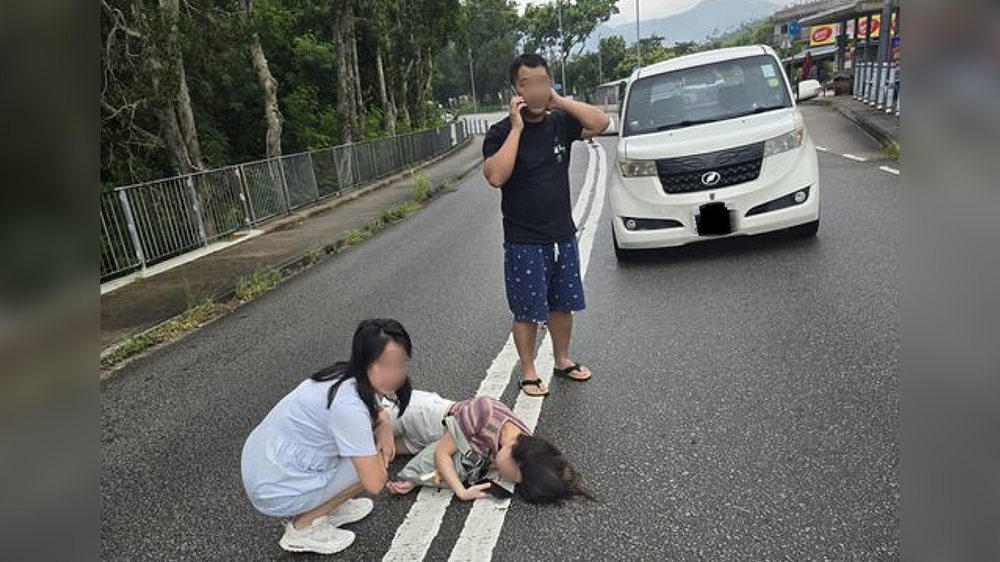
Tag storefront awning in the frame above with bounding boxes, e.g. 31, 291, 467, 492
782, 44, 838, 63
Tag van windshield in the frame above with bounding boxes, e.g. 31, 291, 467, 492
623, 54, 791, 137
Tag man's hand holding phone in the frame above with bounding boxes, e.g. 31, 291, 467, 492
509, 95, 527, 131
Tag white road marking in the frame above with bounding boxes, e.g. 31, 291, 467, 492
879, 165, 899, 176
842, 153, 867, 162
446, 140, 609, 562
381, 139, 605, 562
381, 486, 455, 562
572, 141, 599, 226
577, 141, 608, 277
815, 145, 828, 152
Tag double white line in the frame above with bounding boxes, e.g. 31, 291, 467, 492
382, 139, 609, 562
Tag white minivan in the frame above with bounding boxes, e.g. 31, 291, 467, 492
609, 45, 820, 260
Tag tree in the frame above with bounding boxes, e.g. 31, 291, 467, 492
522, 0, 618, 92
611, 35, 674, 79
598, 35, 628, 81
154, 0, 206, 175
434, 0, 522, 108
238, 0, 283, 159
101, 0, 488, 188
331, 0, 360, 143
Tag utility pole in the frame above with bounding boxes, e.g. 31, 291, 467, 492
635, 0, 641, 68
468, 46, 478, 113
558, 0, 567, 93
598, 35, 604, 84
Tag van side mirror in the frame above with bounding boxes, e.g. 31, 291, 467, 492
797, 79, 822, 102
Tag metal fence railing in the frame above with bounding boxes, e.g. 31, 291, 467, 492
101, 121, 470, 281
853, 60, 900, 116
462, 118, 492, 135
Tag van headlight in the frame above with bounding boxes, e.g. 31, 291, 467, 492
618, 159, 658, 177
763, 126, 805, 157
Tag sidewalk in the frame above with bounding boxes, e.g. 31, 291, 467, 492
100, 137, 484, 351
822, 94, 899, 149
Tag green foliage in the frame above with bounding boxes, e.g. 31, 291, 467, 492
413, 173, 433, 202
284, 85, 337, 150
102, 0, 783, 191
701, 17, 777, 53
101, 300, 233, 370
341, 228, 368, 246
522, 0, 619, 67
235, 268, 282, 301
102, 0, 462, 188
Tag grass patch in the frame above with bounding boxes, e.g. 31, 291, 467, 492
235, 268, 282, 301
380, 201, 421, 224
104, 266, 282, 371
414, 172, 433, 202
882, 143, 899, 161
367, 216, 386, 231
341, 228, 369, 247
305, 248, 325, 265
101, 300, 233, 370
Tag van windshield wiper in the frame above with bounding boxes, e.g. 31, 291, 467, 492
654, 118, 718, 131
730, 104, 789, 118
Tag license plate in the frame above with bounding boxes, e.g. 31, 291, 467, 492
695, 202, 733, 236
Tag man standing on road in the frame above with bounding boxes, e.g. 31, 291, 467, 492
482, 53, 610, 397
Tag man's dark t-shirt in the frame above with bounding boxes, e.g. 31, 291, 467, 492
482, 110, 583, 244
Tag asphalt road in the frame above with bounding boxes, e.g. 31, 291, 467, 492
102, 103, 898, 562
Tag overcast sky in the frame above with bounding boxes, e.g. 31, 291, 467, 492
515, 0, 800, 27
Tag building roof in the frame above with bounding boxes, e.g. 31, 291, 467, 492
773, 0, 849, 23
799, 1, 888, 26
782, 44, 838, 63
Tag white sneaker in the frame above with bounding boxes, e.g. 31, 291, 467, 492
278, 517, 355, 554
326, 498, 374, 527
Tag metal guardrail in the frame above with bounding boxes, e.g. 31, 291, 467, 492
462, 118, 492, 135
101, 122, 469, 281
854, 61, 900, 116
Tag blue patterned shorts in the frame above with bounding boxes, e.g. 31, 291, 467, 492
503, 238, 586, 323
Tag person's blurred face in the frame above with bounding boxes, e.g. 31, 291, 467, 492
495, 442, 522, 482
514, 64, 552, 116
368, 340, 410, 395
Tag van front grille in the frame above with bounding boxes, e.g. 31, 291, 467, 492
655, 142, 764, 194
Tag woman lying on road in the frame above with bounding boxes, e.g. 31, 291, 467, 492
383, 389, 592, 504
240, 318, 414, 555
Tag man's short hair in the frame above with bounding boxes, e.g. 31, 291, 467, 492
509, 53, 550, 86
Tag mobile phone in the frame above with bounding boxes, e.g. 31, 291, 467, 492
474, 478, 514, 499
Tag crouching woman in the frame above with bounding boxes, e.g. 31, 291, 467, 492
241, 318, 414, 554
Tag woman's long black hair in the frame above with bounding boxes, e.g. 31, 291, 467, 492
310, 318, 413, 419
511, 435, 595, 505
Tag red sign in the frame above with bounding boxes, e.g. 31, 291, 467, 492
810, 25, 835, 45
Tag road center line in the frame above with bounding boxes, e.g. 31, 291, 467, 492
842, 153, 867, 162
573, 140, 599, 227
381, 139, 603, 562
879, 165, 899, 176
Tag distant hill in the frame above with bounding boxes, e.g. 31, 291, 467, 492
583, 0, 777, 51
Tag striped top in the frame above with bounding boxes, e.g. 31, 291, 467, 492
449, 396, 531, 460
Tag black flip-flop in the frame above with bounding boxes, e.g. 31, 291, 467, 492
518, 378, 549, 397
553, 363, 592, 382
